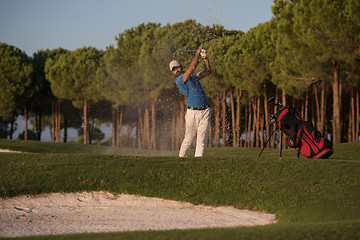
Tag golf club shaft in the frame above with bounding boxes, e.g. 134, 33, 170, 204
173, 50, 196, 56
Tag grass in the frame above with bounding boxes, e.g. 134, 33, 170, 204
0, 139, 177, 156
0, 139, 360, 239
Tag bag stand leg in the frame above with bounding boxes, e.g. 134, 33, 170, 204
259, 126, 278, 157
280, 132, 283, 159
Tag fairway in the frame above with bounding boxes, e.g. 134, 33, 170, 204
0, 140, 360, 239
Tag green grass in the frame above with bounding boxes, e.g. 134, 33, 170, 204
1, 139, 360, 239
0, 139, 177, 156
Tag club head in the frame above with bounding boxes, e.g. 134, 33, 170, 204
267, 96, 276, 104
275, 102, 285, 108
269, 114, 277, 124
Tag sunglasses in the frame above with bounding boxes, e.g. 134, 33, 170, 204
172, 65, 181, 71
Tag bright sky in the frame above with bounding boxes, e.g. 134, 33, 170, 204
0, 0, 274, 56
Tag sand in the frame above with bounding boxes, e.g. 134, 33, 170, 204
0, 149, 22, 153
0, 191, 276, 238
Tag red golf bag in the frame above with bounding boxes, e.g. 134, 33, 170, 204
259, 97, 333, 159
276, 106, 333, 159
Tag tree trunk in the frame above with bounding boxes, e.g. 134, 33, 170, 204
258, 96, 264, 148
56, 102, 61, 143
271, 88, 279, 148
245, 101, 249, 147
39, 109, 42, 141
112, 108, 116, 147
87, 112, 91, 144
256, 96, 261, 147
314, 84, 320, 129
143, 106, 150, 149
324, 91, 328, 136
221, 91, 226, 147
151, 98, 157, 150
251, 98, 256, 147
248, 99, 252, 147
35, 108, 42, 141
51, 100, 55, 142
244, 102, 249, 147
83, 98, 89, 144
252, 97, 257, 148
230, 88, 236, 147
319, 81, 326, 134
305, 91, 309, 121
138, 106, 143, 149
350, 87, 355, 142
356, 87, 359, 142
236, 89, 242, 147
312, 94, 316, 127
338, 79, 345, 142
301, 94, 305, 119
260, 107, 264, 148
332, 62, 341, 143
24, 106, 28, 141
214, 95, 220, 147
282, 91, 287, 149
348, 97, 352, 143
63, 116, 68, 143
117, 107, 123, 148
264, 89, 270, 148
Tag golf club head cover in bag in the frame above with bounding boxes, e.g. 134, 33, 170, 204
276, 105, 333, 159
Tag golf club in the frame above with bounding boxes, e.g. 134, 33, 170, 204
267, 96, 284, 109
173, 50, 196, 57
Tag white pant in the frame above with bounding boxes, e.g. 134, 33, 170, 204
179, 108, 211, 157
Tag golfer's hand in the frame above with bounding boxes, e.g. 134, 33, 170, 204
200, 49, 207, 58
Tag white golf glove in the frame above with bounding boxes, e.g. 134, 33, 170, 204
200, 49, 207, 58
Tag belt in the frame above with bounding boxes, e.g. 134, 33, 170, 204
187, 105, 210, 110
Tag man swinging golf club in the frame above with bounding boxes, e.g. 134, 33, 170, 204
169, 48, 211, 157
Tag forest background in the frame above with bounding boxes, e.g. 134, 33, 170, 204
1, 0, 359, 150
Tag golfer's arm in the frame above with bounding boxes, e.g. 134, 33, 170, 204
197, 58, 211, 79
183, 52, 200, 83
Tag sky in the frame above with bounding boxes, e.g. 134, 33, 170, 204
0, 0, 275, 56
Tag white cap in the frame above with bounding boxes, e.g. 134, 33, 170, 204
169, 60, 181, 71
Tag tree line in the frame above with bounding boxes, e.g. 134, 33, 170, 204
1, 0, 359, 149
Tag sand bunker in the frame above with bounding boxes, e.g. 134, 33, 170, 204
0, 191, 276, 237
0, 149, 21, 153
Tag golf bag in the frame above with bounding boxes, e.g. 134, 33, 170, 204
260, 97, 333, 159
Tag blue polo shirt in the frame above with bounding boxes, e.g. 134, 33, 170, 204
176, 73, 209, 108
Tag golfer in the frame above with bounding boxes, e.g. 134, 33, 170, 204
169, 48, 211, 157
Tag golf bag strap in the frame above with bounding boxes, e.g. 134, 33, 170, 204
287, 128, 304, 158
287, 128, 303, 149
